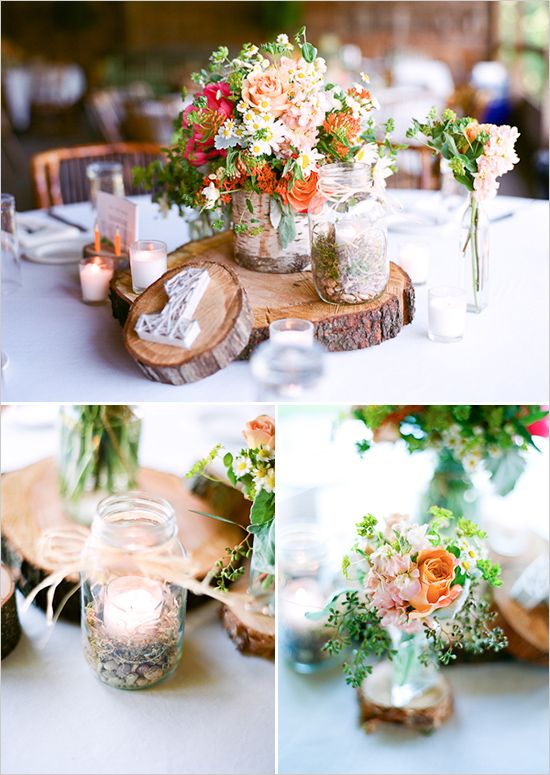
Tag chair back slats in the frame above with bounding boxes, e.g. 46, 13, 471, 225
31, 142, 163, 208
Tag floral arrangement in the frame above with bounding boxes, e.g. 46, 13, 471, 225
350, 405, 549, 495
324, 507, 507, 687
406, 108, 519, 202
407, 109, 520, 311
135, 28, 395, 247
187, 415, 275, 599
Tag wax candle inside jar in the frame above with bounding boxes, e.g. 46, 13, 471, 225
269, 318, 314, 347
280, 578, 334, 672
103, 576, 164, 639
397, 241, 430, 285
79, 256, 114, 303
428, 285, 466, 343
130, 240, 167, 294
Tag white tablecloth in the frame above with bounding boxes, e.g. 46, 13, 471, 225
0, 406, 275, 775
278, 660, 548, 775
2, 192, 548, 402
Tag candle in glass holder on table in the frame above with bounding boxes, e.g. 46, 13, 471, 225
103, 576, 164, 640
269, 318, 314, 347
280, 578, 333, 672
79, 256, 114, 303
428, 285, 466, 343
397, 241, 430, 285
130, 240, 167, 294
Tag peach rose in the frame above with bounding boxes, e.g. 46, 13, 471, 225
409, 547, 462, 618
243, 415, 275, 450
241, 67, 290, 117
465, 120, 481, 142
277, 171, 319, 213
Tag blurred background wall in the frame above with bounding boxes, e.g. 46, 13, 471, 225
2, 0, 548, 209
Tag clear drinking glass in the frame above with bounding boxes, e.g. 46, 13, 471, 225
87, 162, 125, 208
1, 193, 22, 295
81, 493, 187, 690
250, 341, 325, 401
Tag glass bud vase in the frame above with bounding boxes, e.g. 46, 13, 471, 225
81, 493, 187, 690
389, 629, 439, 707
460, 193, 489, 313
247, 521, 275, 617
58, 405, 141, 525
309, 162, 389, 305
420, 449, 479, 522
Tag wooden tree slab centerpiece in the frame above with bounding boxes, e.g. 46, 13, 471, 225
1, 458, 249, 621
1, 562, 22, 659
111, 232, 415, 367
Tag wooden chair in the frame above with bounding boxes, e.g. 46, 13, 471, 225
387, 145, 440, 190
31, 142, 164, 209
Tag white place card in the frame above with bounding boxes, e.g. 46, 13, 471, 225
96, 191, 138, 251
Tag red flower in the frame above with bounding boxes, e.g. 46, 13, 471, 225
182, 82, 234, 167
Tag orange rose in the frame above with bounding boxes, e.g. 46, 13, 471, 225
243, 415, 275, 450
466, 120, 481, 142
277, 171, 319, 213
241, 67, 290, 117
409, 548, 461, 618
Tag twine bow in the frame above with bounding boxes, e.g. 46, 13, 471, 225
23, 526, 248, 630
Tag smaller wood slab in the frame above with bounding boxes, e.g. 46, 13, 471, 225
221, 595, 275, 660
124, 259, 252, 385
1, 562, 22, 659
358, 663, 453, 733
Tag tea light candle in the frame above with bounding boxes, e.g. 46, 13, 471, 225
79, 256, 114, 304
103, 576, 163, 639
269, 318, 314, 347
130, 240, 167, 294
280, 578, 326, 635
397, 241, 430, 285
428, 286, 466, 343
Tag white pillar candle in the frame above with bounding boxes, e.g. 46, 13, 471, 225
103, 576, 163, 639
79, 256, 114, 303
428, 286, 466, 343
130, 240, 167, 294
397, 241, 430, 285
280, 578, 327, 635
269, 318, 314, 347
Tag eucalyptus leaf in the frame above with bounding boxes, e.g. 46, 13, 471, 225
485, 448, 527, 496
249, 488, 274, 525
278, 210, 296, 249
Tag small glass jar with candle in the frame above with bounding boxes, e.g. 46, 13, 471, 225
79, 256, 114, 304
309, 163, 389, 305
129, 240, 168, 294
428, 285, 466, 343
250, 341, 325, 401
279, 523, 338, 673
81, 493, 187, 690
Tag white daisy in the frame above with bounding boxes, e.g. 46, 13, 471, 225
233, 456, 251, 477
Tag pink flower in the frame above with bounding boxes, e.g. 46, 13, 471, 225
473, 123, 520, 202
370, 545, 410, 577
527, 406, 549, 438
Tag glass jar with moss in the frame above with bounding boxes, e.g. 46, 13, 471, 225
309, 163, 389, 305
59, 405, 142, 525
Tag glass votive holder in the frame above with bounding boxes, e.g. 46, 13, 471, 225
269, 318, 314, 347
250, 341, 325, 401
397, 240, 430, 285
428, 285, 466, 343
81, 493, 187, 690
87, 162, 125, 208
79, 256, 114, 304
1, 192, 22, 296
129, 240, 167, 294
279, 523, 338, 673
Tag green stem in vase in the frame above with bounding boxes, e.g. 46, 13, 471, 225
469, 195, 480, 309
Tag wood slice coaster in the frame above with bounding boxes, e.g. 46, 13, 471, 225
357, 663, 453, 733
220, 572, 275, 659
123, 259, 253, 385
111, 231, 415, 361
491, 531, 549, 665
1, 562, 22, 659
1, 458, 247, 621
